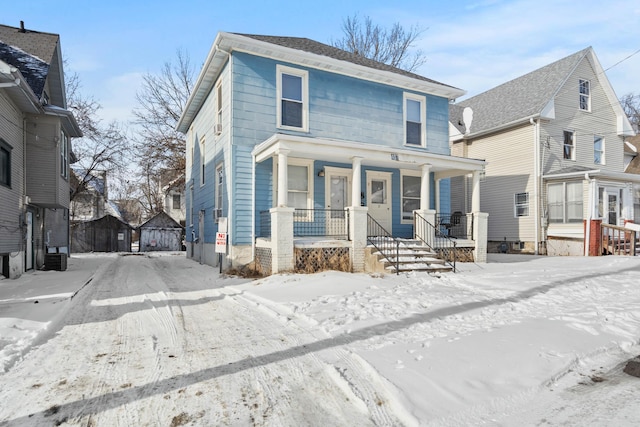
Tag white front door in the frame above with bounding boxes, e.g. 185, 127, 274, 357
325, 167, 351, 236
367, 171, 392, 232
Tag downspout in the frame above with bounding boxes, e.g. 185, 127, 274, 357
531, 118, 540, 255
251, 152, 256, 263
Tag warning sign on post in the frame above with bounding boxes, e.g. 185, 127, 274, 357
215, 232, 227, 253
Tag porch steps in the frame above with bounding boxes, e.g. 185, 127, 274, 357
369, 239, 453, 273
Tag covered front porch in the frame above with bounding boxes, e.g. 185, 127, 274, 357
251, 134, 488, 274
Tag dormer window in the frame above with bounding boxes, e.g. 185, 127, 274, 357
579, 79, 590, 111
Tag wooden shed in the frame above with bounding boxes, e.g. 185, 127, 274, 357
138, 212, 184, 252
71, 215, 133, 253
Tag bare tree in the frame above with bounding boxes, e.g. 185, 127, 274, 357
620, 92, 640, 132
332, 14, 427, 72
133, 49, 194, 177
65, 69, 130, 206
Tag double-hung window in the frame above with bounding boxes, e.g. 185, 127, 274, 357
215, 163, 223, 220
548, 182, 583, 223
172, 194, 180, 210
404, 93, 426, 146
514, 192, 529, 217
563, 130, 575, 160
216, 83, 223, 134
594, 135, 604, 164
60, 132, 69, 179
277, 65, 308, 131
401, 174, 421, 221
199, 137, 206, 186
579, 79, 591, 111
0, 138, 11, 188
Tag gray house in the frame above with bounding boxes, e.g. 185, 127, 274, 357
138, 211, 184, 252
0, 22, 81, 278
450, 47, 637, 256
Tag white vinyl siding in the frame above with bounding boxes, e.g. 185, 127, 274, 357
462, 124, 535, 241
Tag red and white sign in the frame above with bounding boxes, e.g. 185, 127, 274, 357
215, 232, 227, 253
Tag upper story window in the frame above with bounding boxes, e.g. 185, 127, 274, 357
0, 138, 11, 188
563, 130, 575, 160
215, 163, 224, 220
199, 137, 206, 186
404, 93, 426, 146
277, 65, 308, 131
172, 194, 181, 210
60, 132, 69, 179
216, 83, 223, 134
594, 135, 604, 164
579, 79, 591, 111
514, 192, 529, 217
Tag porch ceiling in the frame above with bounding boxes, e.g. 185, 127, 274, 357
252, 133, 486, 177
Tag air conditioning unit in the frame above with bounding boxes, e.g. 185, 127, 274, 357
215, 123, 222, 135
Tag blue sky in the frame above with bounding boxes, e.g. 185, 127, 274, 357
3, 0, 640, 124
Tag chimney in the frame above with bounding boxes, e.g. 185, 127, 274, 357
19, 21, 26, 33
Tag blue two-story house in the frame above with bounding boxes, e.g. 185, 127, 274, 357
177, 32, 487, 274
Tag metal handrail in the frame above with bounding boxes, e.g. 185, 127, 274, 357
414, 212, 457, 272
366, 214, 400, 274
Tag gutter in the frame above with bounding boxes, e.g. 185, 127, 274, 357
453, 114, 541, 142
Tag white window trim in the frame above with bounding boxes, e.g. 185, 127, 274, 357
514, 192, 529, 218
579, 79, 591, 112
548, 181, 583, 224
403, 92, 427, 147
401, 170, 421, 224
563, 129, 576, 161
199, 137, 206, 187
215, 82, 223, 135
594, 135, 605, 165
273, 157, 314, 214
215, 162, 223, 221
276, 65, 309, 132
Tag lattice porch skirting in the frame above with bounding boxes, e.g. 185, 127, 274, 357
295, 247, 351, 273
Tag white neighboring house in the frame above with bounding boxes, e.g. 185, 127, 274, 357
162, 174, 185, 226
450, 47, 637, 256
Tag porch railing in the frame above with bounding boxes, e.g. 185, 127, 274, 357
367, 214, 400, 274
257, 209, 350, 240
415, 212, 457, 272
294, 209, 350, 239
601, 223, 637, 256
435, 212, 472, 239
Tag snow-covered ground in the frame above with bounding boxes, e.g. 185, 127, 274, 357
1, 252, 639, 425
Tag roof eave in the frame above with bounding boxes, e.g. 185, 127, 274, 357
177, 32, 465, 133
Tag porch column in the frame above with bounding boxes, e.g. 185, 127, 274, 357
420, 164, 431, 210
270, 207, 294, 273
277, 150, 290, 207
435, 178, 441, 213
348, 206, 368, 272
471, 170, 481, 213
471, 170, 487, 263
351, 156, 363, 207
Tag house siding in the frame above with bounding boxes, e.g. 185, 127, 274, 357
0, 94, 25, 253
464, 124, 536, 242
542, 58, 623, 175
25, 116, 61, 207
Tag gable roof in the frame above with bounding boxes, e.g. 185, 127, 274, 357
0, 22, 65, 107
178, 32, 465, 133
139, 211, 183, 230
450, 47, 634, 138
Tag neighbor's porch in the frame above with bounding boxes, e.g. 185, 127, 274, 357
251, 134, 488, 275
